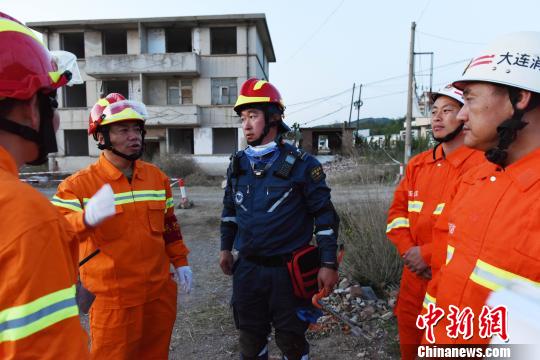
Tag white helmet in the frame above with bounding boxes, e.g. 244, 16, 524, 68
453, 32, 540, 93
430, 84, 464, 104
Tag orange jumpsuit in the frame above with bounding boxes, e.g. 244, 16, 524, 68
0, 146, 89, 359
52, 153, 190, 359
432, 148, 540, 344
386, 145, 483, 359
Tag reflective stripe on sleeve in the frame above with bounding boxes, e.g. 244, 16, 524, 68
446, 245, 455, 265
316, 229, 334, 236
469, 259, 540, 292
0, 285, 79, 343
386, 217, 410, 233
221, 217, 237, 224
51, 196, 83, 212
422, 292, 436, 309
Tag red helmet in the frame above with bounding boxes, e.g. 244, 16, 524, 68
88, 93, 147, 135
0, 12, 71, 100
233, 78, 285, 113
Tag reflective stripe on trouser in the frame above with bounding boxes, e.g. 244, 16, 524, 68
386, 217, 410, 233
408, 201, 423, 213
469, 259, 540, 292
0, 285, 78, 342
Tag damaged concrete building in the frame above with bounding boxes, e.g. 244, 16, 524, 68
28, 14, 276, 174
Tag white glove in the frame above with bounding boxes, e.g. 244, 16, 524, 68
175, 266, 193, 294
84, 184, 116, 227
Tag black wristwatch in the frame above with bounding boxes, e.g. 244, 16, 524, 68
321, 262, 338, 270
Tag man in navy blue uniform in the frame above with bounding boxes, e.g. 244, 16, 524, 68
219, 78, 340, 360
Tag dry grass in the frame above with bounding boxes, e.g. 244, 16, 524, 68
152, 153, 221, 186
338, 189, 402, 293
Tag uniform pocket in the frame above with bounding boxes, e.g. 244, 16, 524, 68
147, 201, 166, 233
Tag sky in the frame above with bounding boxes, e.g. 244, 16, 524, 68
3, 0, 540, 127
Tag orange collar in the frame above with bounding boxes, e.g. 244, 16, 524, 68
96, 153, 145, 181
427, 145, 478, 168
0, 146, 19, 177
473, 147, 540, 192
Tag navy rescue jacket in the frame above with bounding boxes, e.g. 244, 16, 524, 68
220, 142, 339, 263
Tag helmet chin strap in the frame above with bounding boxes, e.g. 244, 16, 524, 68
95, 125, 146, 161
431, 123, 464, 160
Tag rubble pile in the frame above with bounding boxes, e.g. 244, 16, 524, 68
307, 278, 398, 342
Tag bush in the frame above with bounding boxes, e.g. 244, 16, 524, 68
152, 153, 199, 179
338, 189, 402, 292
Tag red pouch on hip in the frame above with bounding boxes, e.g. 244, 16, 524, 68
287, 245, 320, 299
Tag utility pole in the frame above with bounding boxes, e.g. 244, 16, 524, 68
348, 83, 356, 127
356, 84, 362, 126
404, 21, 416, 164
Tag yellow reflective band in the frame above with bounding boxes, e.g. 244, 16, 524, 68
100, 108, 145, 126
97, 98, 110, 107
166, 197, 175, 209
422, 292, 436, 309
83, 190, 166, 207
235, 95, 271, 108
386, 217, 410, 233
446, 245, 455, 265
51, 196, 83, 213
253, 80, 268, 90
433, 203, 445, 215
469, 259, 540, 292
407, 200, 423, 213
0, 285, 78, 343
48, 71, 62, 84
0, 19, 42, 45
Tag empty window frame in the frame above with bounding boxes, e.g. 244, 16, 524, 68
212, 128, 237, 154
102, 80, 129, 98
64, 130, 89, 156
211, 78, 237, 105
60, 32, 85, 59
62, 83, 87, 108
210, 27, 236, 54
103, 29, 127, 55
168, 128, 194, 154
167, 79, 193, 105
166, 28, 192, 53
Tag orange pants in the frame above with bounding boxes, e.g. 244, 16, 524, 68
89, 280, 177, 360
395, 267, 427, 360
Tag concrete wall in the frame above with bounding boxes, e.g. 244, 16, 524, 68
147, 28, 165, 53
147, 78, 167, 105
85, 31, 102, 57
199, 28, 210, 55
127, 29, 141, 54
194, 127, 212, 154
48, 32, 60, 50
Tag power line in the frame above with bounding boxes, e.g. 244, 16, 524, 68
285, 0, 346, 62
418, 31, 486, 45
287, 87, 352, 107
299, 104, 349, 126
416, 0, 433, 23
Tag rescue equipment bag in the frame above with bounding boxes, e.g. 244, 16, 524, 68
287, 245, 320, 299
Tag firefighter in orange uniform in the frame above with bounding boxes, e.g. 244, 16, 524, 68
0, 12, 89, 359
386, 85, 484, 359
52, 93, 192, 358
431, 32, 540, 345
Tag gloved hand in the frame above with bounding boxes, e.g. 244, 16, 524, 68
84, 184, 116, 227
175, 266, 193, 294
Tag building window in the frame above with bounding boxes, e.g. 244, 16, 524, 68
64, 130, 89, 156
211, 78, 237, 105
212, 128, 237, 154
102, 80, 129, 98
167, 79, 193, 105
166, 28, 192, 53
60, 33, 85, 59
210, 27, 236, 54
62, 83, 87, 108
168, 128, 194, 154
103, 30, 127, 55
